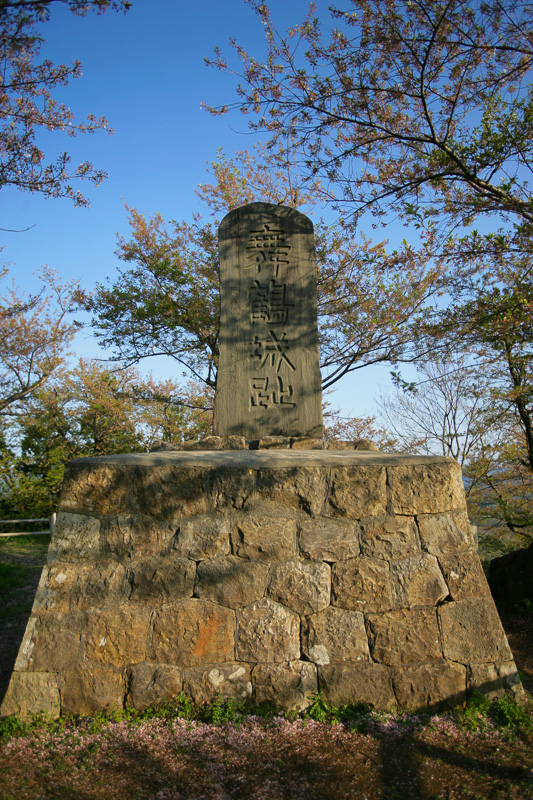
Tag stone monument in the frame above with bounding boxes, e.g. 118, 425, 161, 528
0, 203, 523, 720
215, 202, 323, 439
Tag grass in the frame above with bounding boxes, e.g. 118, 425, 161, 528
0, 692, 532, 800
0, 534, 49, 700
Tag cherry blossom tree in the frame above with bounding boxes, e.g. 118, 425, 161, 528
0, 0, 130, 206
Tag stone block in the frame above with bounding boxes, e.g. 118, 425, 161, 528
172, 514, 231, 561
359, 515, 420, 560
135, 465, 209, 518
1, 672, 60, 720
73, 560, 130, 611
125, 662, 183, 709
32, 563, 75, 613
301, 606, 370, 664
61, 663, 124, 716
13, 617, 37, 671
205, 467, 258, 511
236, 598, 300, 663
47, 512, 101, 563
439, 599, 513, 664
417, 512, 475, 556
59, 462, 133, 515
388, 463, 466, 515
129, 555, 196, 604
318, 663, 396, 710
326, 439, 379, 452
27, 611, 82, 672
290, 438, 325, 450
254, 436, 291, 449
174, 435, 248, 451
102, 513, 175, 561
194, 556, 269, 608
85, 605, 152, 666
366, 607, 442, 665
257, 467, 328, 516
231, 512, 298, 562
183, 663, 252, 705
326, 466, 387, 518
391, 662, 467, 710
267, 559, 330, 615
331, 557, 393, 612
298, 518, 360, 562
390, 554, 449, 609
468, 661, 525, 701
253, 661, 317, 711
149, 599, 235, 667
438, 552, 491, 600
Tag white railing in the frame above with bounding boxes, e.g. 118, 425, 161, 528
0, 513, 56, 538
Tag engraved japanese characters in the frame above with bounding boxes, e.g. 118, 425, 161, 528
215, 203, 323, 439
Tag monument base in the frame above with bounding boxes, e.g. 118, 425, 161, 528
1, 451, 523, 719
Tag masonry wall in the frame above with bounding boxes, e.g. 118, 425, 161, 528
1, 450, 523, 719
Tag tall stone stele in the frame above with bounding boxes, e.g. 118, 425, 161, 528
214, 202, 323, 439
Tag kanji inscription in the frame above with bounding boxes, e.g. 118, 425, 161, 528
215, 202, 323, 439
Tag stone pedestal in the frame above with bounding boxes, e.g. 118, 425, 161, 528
1, 451, 523, 719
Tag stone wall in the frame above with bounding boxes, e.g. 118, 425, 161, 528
1, 450, 523, 719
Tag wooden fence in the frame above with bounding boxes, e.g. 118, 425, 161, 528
0, 513, 56, 538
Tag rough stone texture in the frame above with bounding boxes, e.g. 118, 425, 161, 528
366, 608, 443, 665
32, 563, 77, 613
27, 611, 82, 672
102, 513, 176, 561
182, 663, 253, 706
257, 466, 328, 517
439, 600, 514, 664
48, 512, 101, 562
318, 663, 396, 710
391, 662, 467, 710
236, 598, 300, 663
331, 557, 393, 612
468, 662, 525, 701
298, 518, 360, 562
85, 605, 152, 667
301, 606, 370, 664
125, 663, 183, 710
194, 556, 269, 608
0, 672, 60, 719
253, 661, 317, 711
1, 449, 521, 718
215, 202, 323, 439
173, 515, 231, 561
150, 600, 235, 668
438, 552, 492, 601
73, 560, 130, 611
390, 554, 449, 609
231, 510, 298, 562
360, 515, 420, 561
267, 559, 330, 616
153, 436, 379, 452
327, 466, 387, 518
61, 663, 124, 716
417, 512, 475, 556
129, 556, 196, 604
389, 463, 466, 515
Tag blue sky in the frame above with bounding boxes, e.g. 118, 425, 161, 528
1, 0, 399, 421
